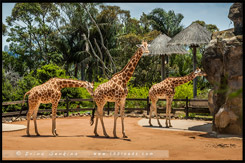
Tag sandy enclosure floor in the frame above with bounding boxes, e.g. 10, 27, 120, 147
2, 116, 243, 160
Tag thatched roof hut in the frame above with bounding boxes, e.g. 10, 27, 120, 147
168, 22, 212, 46
168, 22, 212, 98
143, 34, 188, 80
143, 34, 187, 56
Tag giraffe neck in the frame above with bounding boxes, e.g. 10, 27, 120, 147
171, 72, 196, 87
56, 78, 87, 90
113, 47, 143, 83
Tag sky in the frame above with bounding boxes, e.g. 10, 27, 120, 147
2, 3, 234, 50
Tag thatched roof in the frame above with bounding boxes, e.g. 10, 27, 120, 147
143, 34, 188, 56
168, 23, 212, 47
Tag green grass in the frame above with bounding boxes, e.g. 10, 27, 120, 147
177, 113, 213, 119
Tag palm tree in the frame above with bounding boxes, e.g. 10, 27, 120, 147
147, 8, 184, 78
147, 8, 184, 37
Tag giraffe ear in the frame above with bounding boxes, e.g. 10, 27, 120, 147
136, 44, 141, 48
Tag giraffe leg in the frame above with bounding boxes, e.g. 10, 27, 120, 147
26, 104, 35, 136
94, 110, 99, 137
97, 105, 109, 137
120, 99, 127, 138
165, 99, 169, 128
113, 102, 120, 138
153, 101, 162, 127
52, 101, 59, 137
99, 113, 109, 138
149, 103, 153, 126
33, 104, 40, 136
168, 97, 173, 127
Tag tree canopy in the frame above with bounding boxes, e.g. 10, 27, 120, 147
3, 3, 214, 103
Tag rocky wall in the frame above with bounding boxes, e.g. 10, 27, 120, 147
201, 3, 243, 135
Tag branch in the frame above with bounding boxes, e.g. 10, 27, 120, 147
94, 38, 106, 76
82, 33, 113, 76
81, 3, 116, 72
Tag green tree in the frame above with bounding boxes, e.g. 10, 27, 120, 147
6, 3, 61, 75
2, 22, 8, 35
147, 8, 184, 37
192, 20, 219, 33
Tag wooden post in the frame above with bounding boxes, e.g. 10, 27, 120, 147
185, 96, 189, 119
192, 46, 198, 98
147, 96, 150, 115
66, 96, 69, 117
161, 55, 165, 80
107, 102, 110, 116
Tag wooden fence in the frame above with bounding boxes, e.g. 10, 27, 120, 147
2, 97, 210, 119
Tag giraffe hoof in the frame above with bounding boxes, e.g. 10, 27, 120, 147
159, 125, 162, 127
169, 125, 173, 128
36, 133, 40, 136
105, 135, 110, 138
149, 124, 153, 127
53, 133, 58, 137
166, 126, 169, 128
123, 135, 128, 138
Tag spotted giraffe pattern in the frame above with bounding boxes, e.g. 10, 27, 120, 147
22, 78, 94, 136
148, 68, 206, 127
92, 41, 150, 138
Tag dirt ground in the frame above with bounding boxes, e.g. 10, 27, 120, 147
2, 116, 243, 160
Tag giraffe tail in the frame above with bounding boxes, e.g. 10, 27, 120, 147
14, 91, 31, 121
90, 106, 96, 126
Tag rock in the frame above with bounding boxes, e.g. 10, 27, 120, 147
134, 110, 143, 114
228, 3, 243, 35
202, 3, 242, 135
215, 106, 238, 129
208, 89, 215, 115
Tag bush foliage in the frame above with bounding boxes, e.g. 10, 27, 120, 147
2, 63, 209, 112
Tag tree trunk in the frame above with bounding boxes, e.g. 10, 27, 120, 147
81, 63, 85, 81
74, 63, 78, 78
166, 55, 169, 77
192, 46, 197, 98
161, 55, 166, 80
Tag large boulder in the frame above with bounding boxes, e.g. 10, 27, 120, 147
201, 3, 243, 135
228, 3, 243, 35
208, 89, 214, 115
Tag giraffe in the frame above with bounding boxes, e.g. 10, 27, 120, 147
91, 40, 150, 138
148, 68, 206, 127
20, 78, 94, 136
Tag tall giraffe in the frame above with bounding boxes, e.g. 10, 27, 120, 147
91, 41, 150, 138
20, 78, 94, 136
148, 68, 206, 127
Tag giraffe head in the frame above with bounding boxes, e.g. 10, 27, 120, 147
136, 40, 150, 54
194, 68, 207, 77
85, 81, 94, 96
